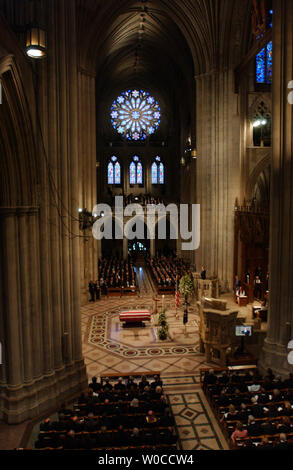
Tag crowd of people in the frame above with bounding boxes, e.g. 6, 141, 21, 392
34, 375, 177, 451
98, 257, 136, 291
147, 255, 191, 288
108, 193, 165, 207
203, 367, 293, 450
124, 194, 165, 207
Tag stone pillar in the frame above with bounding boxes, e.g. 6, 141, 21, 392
260, 0, 293, 376
195, 69, 241, 291
78, 70, 98, 305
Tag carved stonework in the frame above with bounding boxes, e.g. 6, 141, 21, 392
198, 298, 238, 365
194, 278, 219, 300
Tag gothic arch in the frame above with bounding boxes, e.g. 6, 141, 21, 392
0, 54, 38, 206
246, 152, 271, 199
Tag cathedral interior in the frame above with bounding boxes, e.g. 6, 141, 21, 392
0, 0, 293, 453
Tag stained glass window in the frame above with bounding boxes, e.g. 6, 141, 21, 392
130, 162, 136, 185
114, 162, 121, 184
151, 163, 158, 184
129, 156, 143, 185
108, 162, 114, 185
256, 41, 273, 84
159, 163, 164, 184
137, 163, 143, 185
108, 156, 121, 185
111, 89, 161, 141
151, 157, 164, 185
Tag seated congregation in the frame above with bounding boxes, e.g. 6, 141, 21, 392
98, 257, 137, 295
202, 367, 293, 450
146, 256, 190, 293
34, 374, 178, 451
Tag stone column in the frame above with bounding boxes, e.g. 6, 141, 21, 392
78, 70, 98, 305
260, 0, 293, 376
195, 69, 241, 291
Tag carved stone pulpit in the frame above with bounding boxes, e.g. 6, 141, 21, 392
194, 277, 219, 300
198, 297, 238, 365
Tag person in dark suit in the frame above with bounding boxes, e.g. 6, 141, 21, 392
114, 377, 126, 391
139, 376, 150, 390
94, 280, 100, 300
261, 419, 277, 436
248, 397, 264, 418
103, 377, 113, 391
203, 370, 217, 389
89, 376, 101, 393
200, 265, 206, 280
127, 376, 138, 390
246, 415, 262, 436
234, 275, 241, 293
89, 281, 95, 302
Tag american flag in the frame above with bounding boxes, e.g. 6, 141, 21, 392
175, 280, 180, 308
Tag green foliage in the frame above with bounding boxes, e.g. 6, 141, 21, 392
158, 311, 169, 340
158, 310, 167, 326
158, 325, 169, 340
179, 274, 195, 297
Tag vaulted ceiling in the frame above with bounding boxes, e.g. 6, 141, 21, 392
76, 0, 251, 138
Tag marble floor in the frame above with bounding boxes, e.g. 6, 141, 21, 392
82, 296, 211, 379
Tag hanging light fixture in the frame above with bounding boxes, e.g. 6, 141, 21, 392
26, 24, 47, 58
25, 0, 47, 59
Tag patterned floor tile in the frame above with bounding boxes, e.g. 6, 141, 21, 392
97, 355, 124, 368
199, 438, 223, 450
195, 424, 215, 438
113, 360, 143, 373
184, 394, 201, 404
181, 440, 199, 450
168, 394, 184, 405
177, 426, 196, 440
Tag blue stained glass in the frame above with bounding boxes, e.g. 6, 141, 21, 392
111, 89, 161, 141
114, 162, 121, 184
256, 47, 266, 82
266, 41, 273, 84
137, 163, 143, 185
130, 162, 136, 185
256, 41, 273, 84
159, 163, 164, 184
152, 163, 158, 184
108, 162, 114, 185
